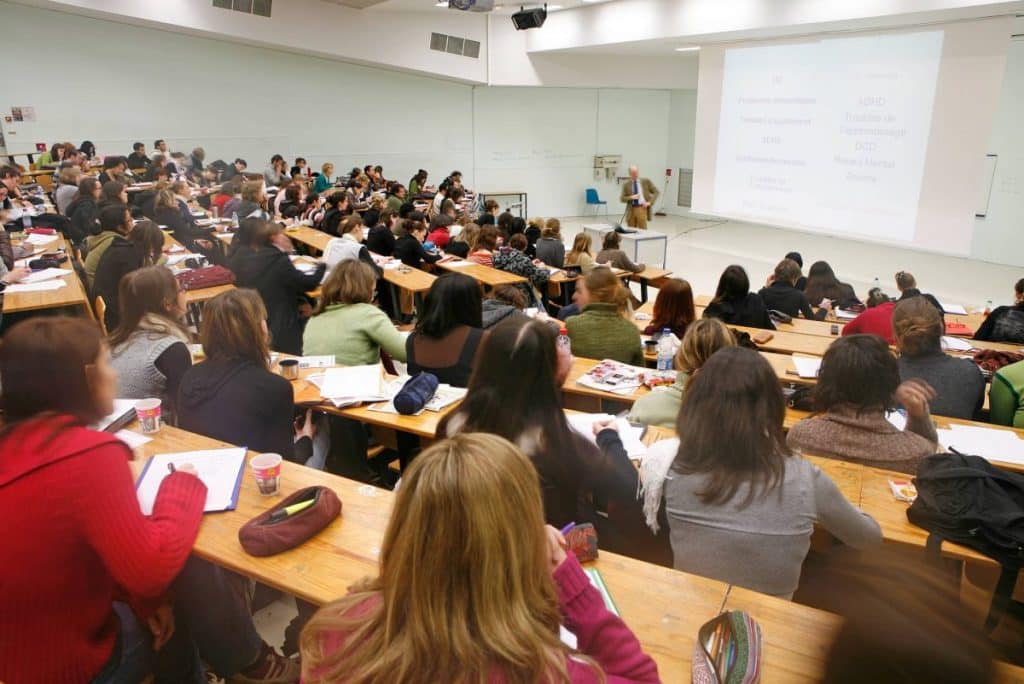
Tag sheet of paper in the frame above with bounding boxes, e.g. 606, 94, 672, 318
938, 301, 969, 315
791, 355, 822, 379
940, 336, 974, 352
136, 448, 247, 515
885, 410, 907, 431
165, 253, 202, 266
320, 365, 386, 402
442, 260, 473, 268
24, 233, 59, 246
937, 426, 1024, 466
566, 413, 647, 458
298, 355, 335, 369
834, 309, 860, 320
5, 280, 68, 293
424, 385, 467, 412
115, 429, 151, 449
20, 267, 72, 284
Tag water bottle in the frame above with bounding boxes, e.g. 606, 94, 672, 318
984, 299, 993, 316
231, 211, 239, 229
557, 327, 571, 352
656, 329, 674, 371
21, 213, 32, 229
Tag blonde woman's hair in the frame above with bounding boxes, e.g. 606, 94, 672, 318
321, 162, 334, 175
301, 433, 594, 684
241, 180, 265, 203
542, 218, 561, 240
456, 223, 481, 251
566, 233, 592, 264
676, 318, 736, 374
153, 188, 178, 211
527, 216, 544, 230
892, 296, 943, 357
583, 268, 631, 318
316, 260, 376, 312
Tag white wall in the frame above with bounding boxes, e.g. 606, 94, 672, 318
971, 37, 1024, 266
664, 89, 698, 215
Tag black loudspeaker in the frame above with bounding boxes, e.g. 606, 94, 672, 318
512, 6, 546, 30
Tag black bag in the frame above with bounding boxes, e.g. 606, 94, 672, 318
785, 386, 815, 411
768, 309, 793, 325
908, 451, 1024, 630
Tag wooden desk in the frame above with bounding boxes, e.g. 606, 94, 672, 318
562, 357, 650, 411
284, 225, 332, 253
129, 423, 729, 681
162, 233, 237, 307
381, 266, 435, 312
628, 267, 673, 304
436, 260, 527, 288
4, 238, 92, 317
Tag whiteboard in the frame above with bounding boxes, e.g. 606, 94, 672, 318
976, 154, 997, 217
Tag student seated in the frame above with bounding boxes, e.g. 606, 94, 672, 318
300, 433, 660, 683
54, 165, 82, 215
703, 264, 774, 330
445, 222, 477, 259
641, 277, 695, 336
893, 297, 984, 420
227, 218, 325, 355
407, 168, 428, 196
628, 318, 734, 429
66, 176, 102, 246
493, 233, 550, 304
841, 296, 897, 344
0, 317, 296, 684
93, 220, 164, 331
804, 260, 860, 309
324, 215, 380, 274
393, 216, 441, 269
759, 258, 831, 320
535, 218, 565, 268
990, 360, 1024, 428
178, 289, 314, 464
595, 231, 645, 273
895, 270, 943, 318
440, 318, 669, 564
974, 278, 1024, 344
365, 208, 398, 257
656, 347, 881, 598
320, 192, 350, 236
84, 204, 134, 289
787, 334, 940, 474
313, 163, 334, 194
154, 187, 222, 263
785, 251, 807, 290
406, 273, 484, 387
482, 284, 529, 329
303, 260, 407, 366
524, 216, 543, 254
427, 200, 456, 248
565, 268, 643, 365
467, 224, 500, 267
565, 232, 595, 274
477, 198, 499, 225
126, 141, 150, 170
109, 266, 192, 420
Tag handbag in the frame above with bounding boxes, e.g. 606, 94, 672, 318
175, 265, 235, 291
392, 372, 439, 415
238, 486, 342, 557
692, 611, 763, 684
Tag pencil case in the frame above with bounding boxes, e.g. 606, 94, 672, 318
692, 610, 763, 684
238, 486, 342, 557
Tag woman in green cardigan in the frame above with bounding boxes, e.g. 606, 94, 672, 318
628, 318, 736, 429
565, 268, 643, 366
303, 260, 407, 366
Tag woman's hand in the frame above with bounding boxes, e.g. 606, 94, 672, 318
819, 298, 833, 311
895, 379, 936, 419
146, 603, 176, 652
2, 267, 31, 285
592, 417, 618, 436
294, 409, 317, 440
544, 525, 567, 571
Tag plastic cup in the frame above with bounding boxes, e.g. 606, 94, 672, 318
250, 453, 283, 496
279, 358, 299, 380
135, 398, 162, 434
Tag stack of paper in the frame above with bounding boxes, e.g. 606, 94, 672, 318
940, 336, 974, 352
166, 253, 202, 266
24, 233, 58, 246
938, 301, 969, 315
566, 412, 646, 458
20, 268, 71, 284
834, 309, 860, 320
5, 280, 67, 293
791, 355, 822, 379
135, 448, 247, 515
937, 425, 1024, 466
315, 365, 391, 407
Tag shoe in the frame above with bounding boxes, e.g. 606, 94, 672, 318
227, 642, 300, 684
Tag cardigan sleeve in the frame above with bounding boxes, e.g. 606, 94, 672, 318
78, 443, 207, 608
811, 464, 882, 549
367, 307, 408, 362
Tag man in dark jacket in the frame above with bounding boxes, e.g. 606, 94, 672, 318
760, 259, 831, 320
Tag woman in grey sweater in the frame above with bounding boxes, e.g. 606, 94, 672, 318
658, 347, 881, 598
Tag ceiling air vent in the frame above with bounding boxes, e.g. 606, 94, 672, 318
213, 0, 272, 18
429, 32, 480, 59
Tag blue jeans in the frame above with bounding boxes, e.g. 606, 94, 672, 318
92, 557, 262, 682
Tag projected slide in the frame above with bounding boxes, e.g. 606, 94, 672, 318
712, 31, 944, 242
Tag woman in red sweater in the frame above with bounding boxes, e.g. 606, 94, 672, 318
300, 433, 660, 683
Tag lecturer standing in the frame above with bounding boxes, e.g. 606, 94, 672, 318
619, 165, 659, 229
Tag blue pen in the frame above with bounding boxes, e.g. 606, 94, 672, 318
560, 522, 576, 535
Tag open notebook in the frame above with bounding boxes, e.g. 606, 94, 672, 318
135, 448, 247, 515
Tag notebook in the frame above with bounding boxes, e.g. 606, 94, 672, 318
93, 399, 140, 433
135, 448, 247, 515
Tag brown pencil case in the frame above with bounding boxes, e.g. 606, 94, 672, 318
238, 486, 342, 557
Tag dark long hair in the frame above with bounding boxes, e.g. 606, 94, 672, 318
415, 273, 482, 338
129, 220, 166, 267
805, 260, 851, 304
712, 265, 750, 303
0, 318, 107, 425
109, 266, 188, 348
672, 347, 790, 506
438, 318, 604, 518
813, 334, 900, 415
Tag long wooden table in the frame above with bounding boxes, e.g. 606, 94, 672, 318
4, 236, 92, 317
436, 259, 527, 287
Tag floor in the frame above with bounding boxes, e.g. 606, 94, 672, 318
560, 210, 1022, 310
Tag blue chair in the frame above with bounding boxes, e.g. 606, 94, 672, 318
584, 188, 608, 216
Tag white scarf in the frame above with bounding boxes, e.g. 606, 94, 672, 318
638, 437, 679, 534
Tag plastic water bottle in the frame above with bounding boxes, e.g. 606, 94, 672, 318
231, 211, 239, 229
984, 299, 993, 316
656, 329, 674, 371
557, 327, 571, 352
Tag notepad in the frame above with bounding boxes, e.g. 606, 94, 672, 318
20, 267, 72, 284
791, 355, 822, 379
567, 412, 646, 458
24, 233, 59, 246
938, 301, 969, 315
584, 567, 619, 615
135, 448, 247, 515
940, 336, 974, 352
4, 280, 67, 293
834, 309, 860, 320
937, 425, 1024, 466
318, 365, 389, 405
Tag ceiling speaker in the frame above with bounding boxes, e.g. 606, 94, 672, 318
512, 5, 546, 30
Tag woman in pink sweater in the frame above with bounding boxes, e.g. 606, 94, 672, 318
300, 433, 659, 683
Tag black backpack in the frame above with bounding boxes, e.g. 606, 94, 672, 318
908, 451, 1024, 631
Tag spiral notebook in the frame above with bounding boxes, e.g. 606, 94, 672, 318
135, 448, 247, 515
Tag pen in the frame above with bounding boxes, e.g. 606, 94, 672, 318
167, 463, 176, 474
560, 522, 576, 536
